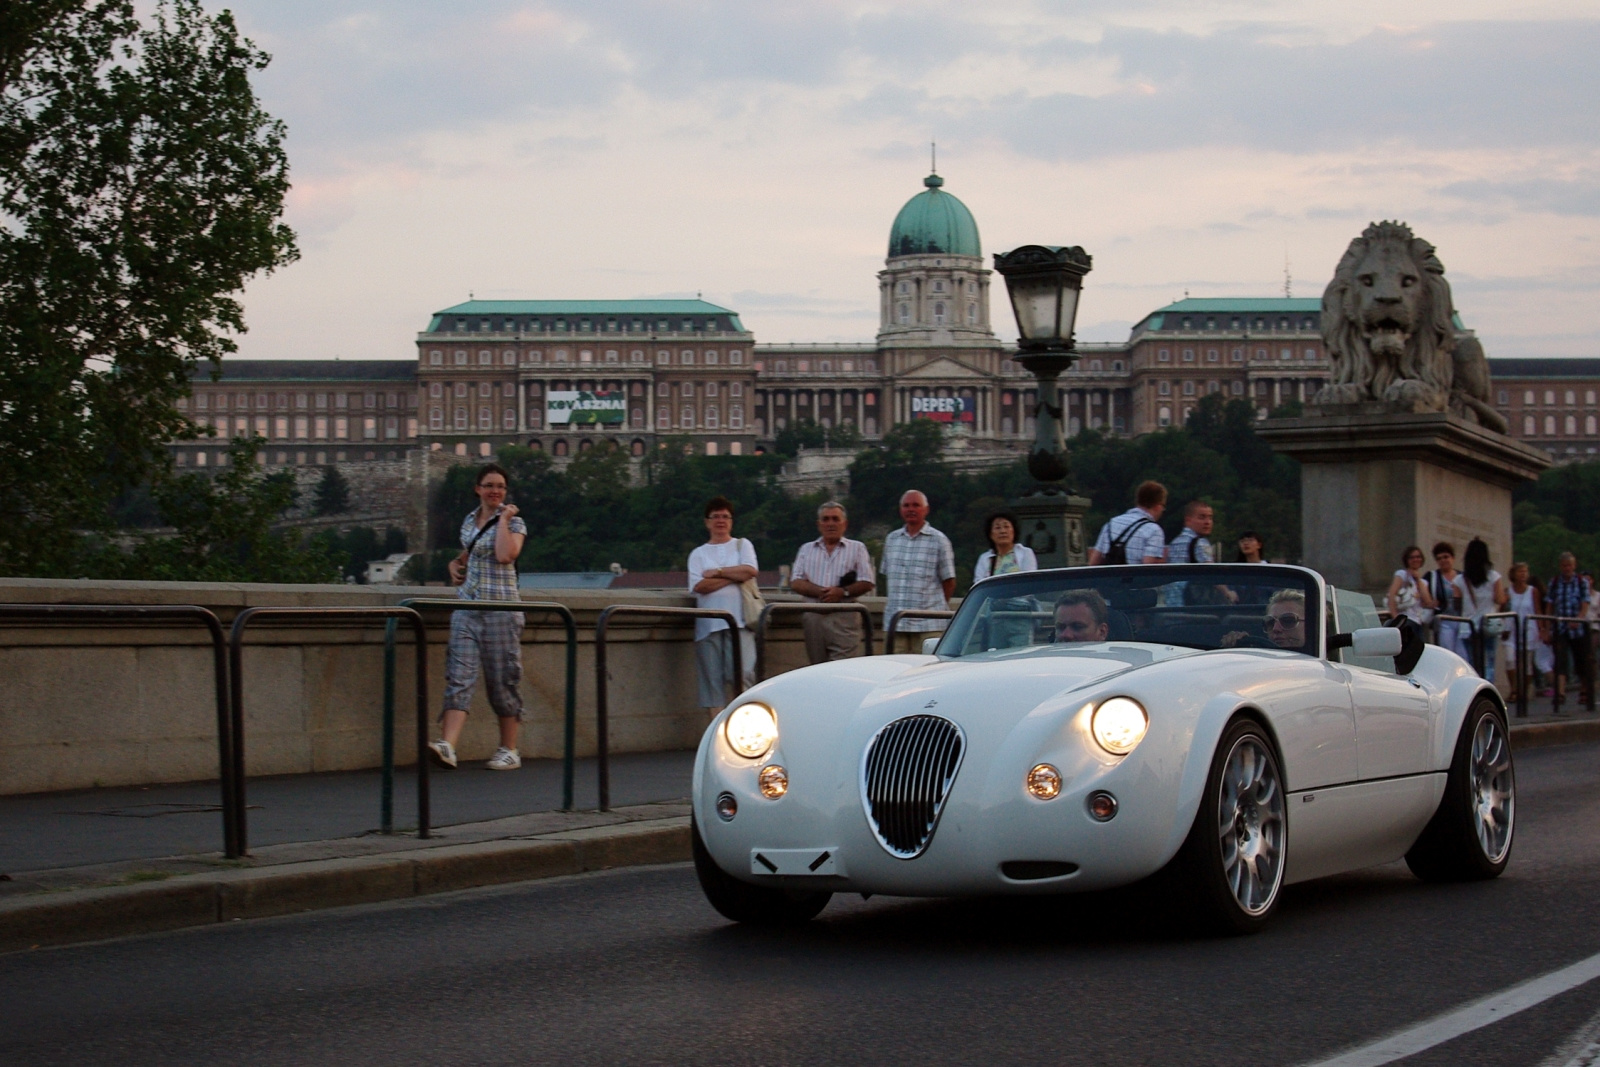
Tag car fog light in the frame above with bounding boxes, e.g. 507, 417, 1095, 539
1087, 791, 1118, 821
1026, 764, 1062, 800
715, 792, 738, 821
724, 702, 778, 759
1091, 697, 1148, 755
758, 764, 788, 798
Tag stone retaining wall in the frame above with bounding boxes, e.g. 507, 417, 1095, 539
0, 578, 865, 795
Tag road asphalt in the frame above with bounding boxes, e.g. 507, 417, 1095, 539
2, 739, 1599, 1065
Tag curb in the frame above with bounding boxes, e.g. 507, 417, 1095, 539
0, 817, 689, 954
1509, 717, 1600, 750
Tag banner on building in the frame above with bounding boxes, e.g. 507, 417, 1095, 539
910, 395, 975, 423
546, 391, 625, 425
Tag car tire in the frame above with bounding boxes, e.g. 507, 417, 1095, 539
1405, 695, 1514, 882
691, 815, 832, 925
1168, 717, 1288, 936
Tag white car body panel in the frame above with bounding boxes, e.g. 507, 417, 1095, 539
693, 565, 1502, 899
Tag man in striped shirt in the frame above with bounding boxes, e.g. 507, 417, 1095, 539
790, 500, 876, 663
882, 490, 956, 652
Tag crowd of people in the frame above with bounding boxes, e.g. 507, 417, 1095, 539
425, 462, 1595, 770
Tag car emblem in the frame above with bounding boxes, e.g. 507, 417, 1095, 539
924, 699, 938, 708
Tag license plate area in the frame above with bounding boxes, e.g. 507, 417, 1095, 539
750, 848, 844, 876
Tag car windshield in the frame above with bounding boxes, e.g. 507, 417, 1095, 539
937, 565, 1323, 658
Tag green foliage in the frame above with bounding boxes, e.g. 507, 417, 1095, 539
307, 524, 407, 583
0, 1, 296, 576
429, 442, 822, 576
771, 418, 863, 457
313, 466, 350, 516
1511, 459, 1600, 579
84, 438, 340, 582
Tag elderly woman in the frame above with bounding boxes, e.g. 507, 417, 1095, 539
973, 510, 1038, 582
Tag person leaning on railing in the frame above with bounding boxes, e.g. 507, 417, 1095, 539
789, 500, 875, 664
1547, 551, 1593, 708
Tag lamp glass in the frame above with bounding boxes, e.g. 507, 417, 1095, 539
1007, 275, 1062, 343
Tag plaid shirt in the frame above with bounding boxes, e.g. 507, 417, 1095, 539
458, 509, 527, 603
792, 536, 874, 599
882, 523, 956, 631
1093, 508, 1167, 564
1547, 572, 1592, 637
1167, 528, 1213, 563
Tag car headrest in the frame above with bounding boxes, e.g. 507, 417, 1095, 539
1108, 589, 1158, 611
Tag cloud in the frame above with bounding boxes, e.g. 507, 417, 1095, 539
1439, 176, 1600, 217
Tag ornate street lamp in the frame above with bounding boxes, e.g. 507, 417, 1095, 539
993, 244, 1093, 482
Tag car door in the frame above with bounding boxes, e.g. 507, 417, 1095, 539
1331, 587, 1434, 779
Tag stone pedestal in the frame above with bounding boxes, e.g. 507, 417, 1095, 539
1258, 407, 1549, 597
1009, 486, 1092, 570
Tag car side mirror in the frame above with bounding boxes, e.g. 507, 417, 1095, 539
1329, 627, 1403, 657
922, 637, 940, 655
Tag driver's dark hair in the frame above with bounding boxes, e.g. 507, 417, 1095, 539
1054, 589, 1108, 628
1463, 537, 1491, 588
982, 509, 1020, 554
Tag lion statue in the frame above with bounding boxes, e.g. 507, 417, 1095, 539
1314, 221, 1507, 433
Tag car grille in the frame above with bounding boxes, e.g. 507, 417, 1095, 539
861, 715, 965, 858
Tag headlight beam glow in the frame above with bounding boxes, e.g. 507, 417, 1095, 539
724, 702, 778, 759
1091, 697, 1148, 756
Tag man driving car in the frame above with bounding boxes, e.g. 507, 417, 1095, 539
1054, 590, 1110, 643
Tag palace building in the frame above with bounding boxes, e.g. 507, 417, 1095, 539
169, 172, 1598, 468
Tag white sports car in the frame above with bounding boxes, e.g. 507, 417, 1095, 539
692, 563, 1514, 933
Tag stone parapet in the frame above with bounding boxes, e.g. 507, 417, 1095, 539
0, 579, 879, 795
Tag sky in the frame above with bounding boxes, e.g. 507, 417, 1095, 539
213, 0, 1600, 360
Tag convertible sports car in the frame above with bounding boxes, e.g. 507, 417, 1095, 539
692, 564, 1514, 933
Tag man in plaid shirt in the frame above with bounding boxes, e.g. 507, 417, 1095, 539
791, 500, 876, 663
1547, 551, 1593, 707
882, 490, 955, 652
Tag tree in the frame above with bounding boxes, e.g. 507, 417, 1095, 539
94, 437, 341, 583
0, 1, 297, 575
313, 466, 350, 516
773, 417, 827, 457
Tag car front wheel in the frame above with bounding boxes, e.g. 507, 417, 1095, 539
1169, 718, 1288, 935
691, 816, 832, 925
1405, 696, 1514, 882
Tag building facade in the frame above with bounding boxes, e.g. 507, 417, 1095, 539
170, 173, 1600, 469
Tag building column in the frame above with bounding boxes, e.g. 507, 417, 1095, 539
517, 379, 526, 432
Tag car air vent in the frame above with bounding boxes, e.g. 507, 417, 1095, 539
861, 715, 964, 858
1000, 861, 1079, 881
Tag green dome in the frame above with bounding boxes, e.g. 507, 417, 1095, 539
887, 173, 981, 259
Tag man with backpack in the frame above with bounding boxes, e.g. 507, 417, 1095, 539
1166, 500, 1216, 564
1089, 481, 1168, 566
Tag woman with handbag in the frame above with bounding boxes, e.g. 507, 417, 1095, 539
689, 495, 759, 716
1386, 545, 1437, 626
1454, 537, 1508, 682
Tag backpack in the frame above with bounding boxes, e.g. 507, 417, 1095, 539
1104, 518, 1152, 566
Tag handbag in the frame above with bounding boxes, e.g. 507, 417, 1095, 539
737, 538, 765, 628
1463, 580, 1506, 636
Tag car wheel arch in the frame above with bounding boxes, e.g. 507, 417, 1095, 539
1161, 699, 1282, 865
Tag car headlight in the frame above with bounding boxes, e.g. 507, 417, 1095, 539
724, 702, 778, 759
1091, 697, 1148, 756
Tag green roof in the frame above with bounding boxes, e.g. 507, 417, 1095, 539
433, 299, 737, 316
1153, 298, 1321, 314
888, 174, 981, 259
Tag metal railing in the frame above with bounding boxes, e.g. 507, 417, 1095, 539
1520, 613, 1596, 715
230, 606, 428, 854
0, 604, 237, 856
383, 598, 579, 818
884, 609, 956, 653
752, 601, 875, 680
594, 606, 739, 812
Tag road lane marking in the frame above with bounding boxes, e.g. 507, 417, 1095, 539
1302, 949, 1600, 1067
1539, 1004, 1600, 1067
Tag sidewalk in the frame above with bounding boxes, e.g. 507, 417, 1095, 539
3, 710, 1596, 953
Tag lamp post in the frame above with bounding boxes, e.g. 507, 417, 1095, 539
992, 244, 1093, 483
993, 244, 1094, 567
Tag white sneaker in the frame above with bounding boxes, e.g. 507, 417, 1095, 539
486, 747, 521, 771
428, 739, 457, 769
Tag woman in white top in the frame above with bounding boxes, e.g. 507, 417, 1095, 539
973, 511, 1039, 582
1454, 537, 1508, 682
1386, 545, 1437, 625
1506, 561, 1555, 697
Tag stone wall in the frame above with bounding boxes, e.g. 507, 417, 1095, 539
0, 578, 875, 795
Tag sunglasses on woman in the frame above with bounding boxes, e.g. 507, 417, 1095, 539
1263, 612, 1303, 631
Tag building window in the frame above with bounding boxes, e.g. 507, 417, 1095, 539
504, 351, 516, 365
1497, 390, 1509, 405
706, 406, 719, 428
1182, 348, 1194, 362
706, 350, 719, 365
680, 406, 694, 428
1158, 348, 1170, 362
1158, 381, 1171, 396
1183, 381, 1196, 396
503, 409, 516, 429
632, 350, 645, 363
657, 382, 670, 397
681, 349, 695, 365
1207, 381, 1220, 394
386, 416, 399, 439
1090, 360, 1102, 371
681, 382, 695, 397
579, 349, 593, 363
1280, 348, 1292, 360
1207, 349, 1218, 362
1568, 390, 1578, 405
933, 302, 946, 323
274, 415, 288, 439
1159, 406, 1171, 427
657, 409, 670, 428
898, 304, 910, 324
1305, 348, 1317, 360
430, 408, 443, 430
455, 408, 467, 430
1588, 415, 1597, 435
364, 416, 378, 439
477, 350, 491, 365
706, 382, 719, 397
1525, 390, 1536, 404
1232, 348, 1243, 362
1546, 390, 1556, 405
1589, 391, 1597, 405
314, 416, 328, 439
1232, 381, 1244, 395
730, 405, 743, 429
1544, 415, 1556, 435
730, 350, 743, 364
657, 350, 670, 364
